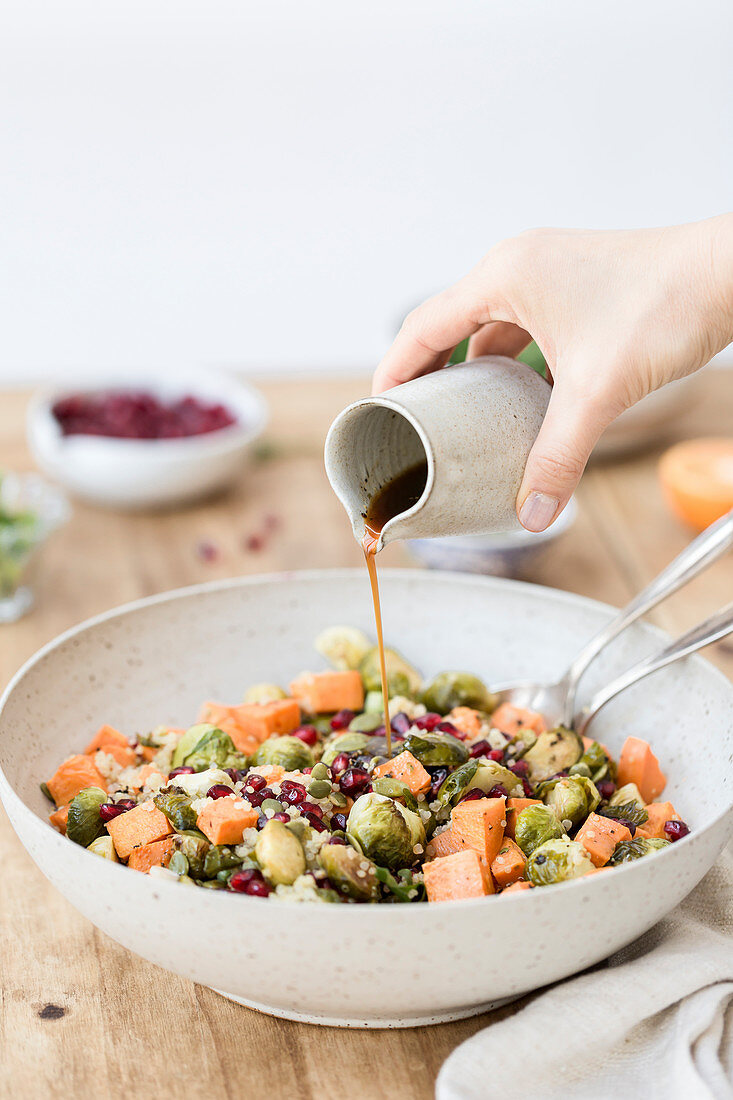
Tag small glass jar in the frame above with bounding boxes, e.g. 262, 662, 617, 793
0, 473, 70, 622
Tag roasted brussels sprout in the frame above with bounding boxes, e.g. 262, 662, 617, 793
346, 792, 425, 871
202, 844, 243, 879
364, 690, 386, 714
348, 712, 384, 733
374, 865, 425, 903
171, 723, 218, 769
598, 801, 648, 828
86, 835, 118, 861
169, 768, 234, 799
421, 671, 495, 715
318, 841, 379, 900
473, 761, 524, 797
436, 760, 479, 806
521, 726, 583, 783
372, 777, 418, 811
254, 735, 314, 771
173, 833, 210, 878
242, 683, 287, 705
154, 788, 198, 832
321, 732, 370, 766
576, 739, 614, 783
608, 837, 671, 864
66, 787, 107, 848
183, 727, 249, 773
315, 626, 372, 671
359, 647, 422, 698
609, 783, 645, 810
543, 776, 600, 827
527, 836, 595, 885
403, 731, 469, 767
514, 804, 565, 856
255, 820, 307, 885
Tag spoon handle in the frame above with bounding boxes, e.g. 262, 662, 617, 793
562, 508, 733, 725
575, 599, 733, 735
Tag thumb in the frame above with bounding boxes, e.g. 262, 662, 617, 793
516, 378, 616, 532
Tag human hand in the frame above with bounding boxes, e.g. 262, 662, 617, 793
372, 215, 733, 531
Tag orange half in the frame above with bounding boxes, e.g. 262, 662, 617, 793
659, 438, 733, 530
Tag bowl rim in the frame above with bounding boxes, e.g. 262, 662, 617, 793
1, 568, 730, 914
26, 370, 269, 455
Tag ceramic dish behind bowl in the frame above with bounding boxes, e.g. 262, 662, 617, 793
27, 371, 268, 509
0, 571, 730, 1028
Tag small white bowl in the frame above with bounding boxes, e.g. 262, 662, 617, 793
27, 371, 268, 510
407, 497, 577, 577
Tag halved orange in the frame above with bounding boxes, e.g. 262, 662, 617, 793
659, 438, 733, 530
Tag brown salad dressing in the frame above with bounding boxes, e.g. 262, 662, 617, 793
361, 460, 428, 757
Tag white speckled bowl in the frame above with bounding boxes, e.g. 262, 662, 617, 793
0, 570, 731, 1028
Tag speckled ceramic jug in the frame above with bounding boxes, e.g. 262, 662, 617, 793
324, 357, 551, 550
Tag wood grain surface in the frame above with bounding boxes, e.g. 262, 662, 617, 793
1, 372, 731, 1099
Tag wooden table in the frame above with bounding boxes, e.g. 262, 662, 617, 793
2, 374, 732, 1099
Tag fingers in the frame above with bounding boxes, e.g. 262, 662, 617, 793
517, 377, 618, 532
467, 321, 532, 361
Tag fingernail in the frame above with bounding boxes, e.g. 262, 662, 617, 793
519, 491, 559, 533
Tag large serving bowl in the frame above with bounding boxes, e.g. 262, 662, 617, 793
0, 570, 731, 1027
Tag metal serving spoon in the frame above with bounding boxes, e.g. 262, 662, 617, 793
575, 599, 733, 735
492, 509, 733, 727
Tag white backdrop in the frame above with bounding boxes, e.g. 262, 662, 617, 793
1, 0, 731, 382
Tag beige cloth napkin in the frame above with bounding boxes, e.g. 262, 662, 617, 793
438, 846, 733, 1100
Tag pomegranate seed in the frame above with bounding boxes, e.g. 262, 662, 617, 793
487, 784, 508, 799
245, 533, 265, 553
391, 712, 412, 735
229, 868, 271, 896
521, 778, 534, 797
437, 721, 465, 740
280, 780, 307, 805
244, 878, 272, 896
52, 390, 236, 439
168, 766, 195, 779
373, 726, 386, 738
302, 801, 323, 818
664, 819, 690, 842
196, 540, 220, 563
303, 766, 313, 774
244, 774, 267, 791
597, 780, 616, 800
330, 752, 351, 775
224, 767, 245, 783
207, 784, 233, 800
245, 786, 274, 807
509, 760, 529, 778
339, 767, 371, 798
330, 812, 348, 832
618, 818, 637, 836
271, 812, 290, 823
327, 835, 347, 845
293, 725, 318, 747
99, 800, 135, 822
459, 788, 485, 803
330, 709, 355, 731
469, 740, 492, 758
413, 713, 442, 731
428, 766, 449, 800
488, 749, 504, 762
302, 811, 327, 832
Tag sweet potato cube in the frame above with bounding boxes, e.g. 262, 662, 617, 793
424, 849, 493, 902
49, 805, 69, 834
106, 801, 173, 860
490, 837, 527, 887
575, 812, 632, 867
451, 796, 506, 867
95, 743, 137, 768
130, 764, 168, 792
505, 797, 542, 839
372, 750, 431, 795
617, 737, 666, 803
289, 670, 364, 715
501, 880, 534, 894
127, 837, 176, 874
199, 699, 301, 754
448, 708, 485, 740
196, 799, 260, 845
425, 828, 463, 861
491, 704, 546, 737
47, 755, 108, 808
637, 801, 679, 840
85, 725, 128, 755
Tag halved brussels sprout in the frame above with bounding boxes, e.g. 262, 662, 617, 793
420, 671, 496, 716
168, 768, 234, 799
403, 732, 469, 767
473, 761, 524, 797
318, 841, 379, 900
346, 792, 425, 871
364, 690, 386, 714
242, 683, 287, 705
154, 788, 198, 832
359, 647, 422, 698
543, 776, 600, 827
254, 735, 314, 771
183, 728, 249, 773
202, 844, 243, 879
171, 723, 218, 769
527, 836, 595, 886
608, 837, 671, 864
514, 804, 565, 857
66, 787, 107, 848
436, 760, 479, 806
521, 727, 583, 783
255, 820, 307, 885
173, 833, 210, 878
315, 626, 372, 671
320, 732, 370, 766
575, 739, 615, 783
87, 835, 118, 861
348, 712, 384, 734
609, 783, 645, 810
598, 801, 648, 828
371, 777, 418, 811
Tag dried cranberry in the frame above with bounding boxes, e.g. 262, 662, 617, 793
229, 868, 271, 896
664, 819, 690, 842
437, 720, 465, 740
327, 835, 347, 845
271, 812, 290, 823
469, 740, 492, 758
487, 784, 508, 799
292, 725, 318, 747
279, 780, 307, 805
618, 819, 637, 836
207, 784, 233, 800
330, 812, 348, 832
521, 778, 534, 798
168, 765, 196, 779
339, 767, 371, 798
391, 712, 412, 735
99, 800, 135, 822
428, 766, 449, 801
597, 780, 616, 800
302, 811, 327, 832
330, 752, 351, 775
413, 713, 442, 731
330, 709, 355, 731
459, 787, 486, 803
509, 760, 529, 778
244, 774, 267, 791
488, 749, 505, 762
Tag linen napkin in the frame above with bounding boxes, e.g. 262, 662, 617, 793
437, 845, 733, 1100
